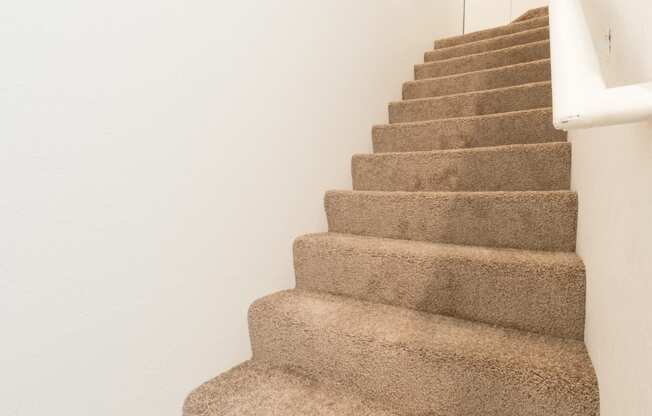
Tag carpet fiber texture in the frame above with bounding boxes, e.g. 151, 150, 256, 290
184, 7, 600, 415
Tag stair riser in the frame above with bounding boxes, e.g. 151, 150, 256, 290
294, 234, 586, 339
426, 27, 549, 62
390, 83, 551, 123
352, 143, 570, 192
249, 291, 598, 416
435, 16, 548, 49
416, 41, 550, 79
325, 191, 578, 251
373, 109, 566, 153
403, 59, 550, 99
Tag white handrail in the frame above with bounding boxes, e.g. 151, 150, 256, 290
549, 0, 652, 130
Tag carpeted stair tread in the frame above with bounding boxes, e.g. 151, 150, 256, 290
325, 190, 577, 251
513, 6, 549, 23
416, 40, 550, 79
249, 289, 599, 416
434, 16, 548, 49
426, 26, 549, 62
352, 142, 570, 192
294, 232, 586, 339
183, 361, 399, 416
390, 81, 551, 123
373, 108, 566, 152
404, 59, 550, 99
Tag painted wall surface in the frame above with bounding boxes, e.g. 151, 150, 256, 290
464, 0, 511, 33
573, 1, 652, 415
0, 1, 463, 415
464, 0, 549, 32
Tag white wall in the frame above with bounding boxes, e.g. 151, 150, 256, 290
0, 1, 463, 415
572, 1, 652, 415
464, 0, 512, 33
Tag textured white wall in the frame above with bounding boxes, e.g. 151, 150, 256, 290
0, 1, 463, 415
572, 1, 652, 415
464, 0, 512, 32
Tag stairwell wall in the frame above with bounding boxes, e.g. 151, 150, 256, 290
572, 1, 652, 414
0, 1, 463, 416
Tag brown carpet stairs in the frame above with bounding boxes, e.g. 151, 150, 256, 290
184, 7, 600, 415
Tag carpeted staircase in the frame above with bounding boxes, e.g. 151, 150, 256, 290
184, 7, 600, 415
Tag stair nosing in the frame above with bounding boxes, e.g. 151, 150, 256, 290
421, 39, 550, 67
299, 231, 582, 262
517, 13, 549, 23
428, 25, 549, 54
392, 80, 551, 105
373, 107, 553, 129
353, 141, 569, 159
405, 58, 551, 86
327, 189, 576, 198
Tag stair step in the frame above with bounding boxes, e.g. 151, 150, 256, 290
325, 190, 577, 251
294, 233, 586, 339
183, 361, 398, 416
390, 81, 551, 123
249, 290, 599, 416
352, 142, 570, 192
514, 6, 549, 23
373, 108, 566, 153
426, 26, 549, 62
416, 40, 550, 79
435, 16, 548, 49
404, 59, 550, 99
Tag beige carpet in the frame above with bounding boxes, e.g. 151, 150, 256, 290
184, 7, 600, 415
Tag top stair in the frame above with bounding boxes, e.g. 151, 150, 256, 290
435, 12, 548, 49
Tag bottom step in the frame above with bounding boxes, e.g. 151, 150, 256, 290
183, 361, 397, 416
250, 290, 599, 416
